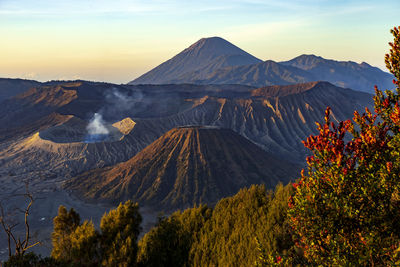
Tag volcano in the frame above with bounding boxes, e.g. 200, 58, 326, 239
65, 126, 300, 211
129, 37, 262, 85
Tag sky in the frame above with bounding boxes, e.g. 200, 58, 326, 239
0, 0, 399, 84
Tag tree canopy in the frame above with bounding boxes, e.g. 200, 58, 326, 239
50, 201, 141, 266
288, 26, 400, 265
137, 184, 299, 267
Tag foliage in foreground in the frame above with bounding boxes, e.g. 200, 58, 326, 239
137, 184, 302, 267
100, 200, 142, 266
51, 200, 142, 266
4, 184, 298, 266
287, 26, 400, 266
137, 205, 212, 267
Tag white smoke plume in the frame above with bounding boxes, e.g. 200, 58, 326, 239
86, 113, 109, 135
102, 87, 144, 118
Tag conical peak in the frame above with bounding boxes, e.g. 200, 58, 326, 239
188, 37, 232, 49
129, 36, 261, 84
192, 36, 226, 44
183, 37, 254, 57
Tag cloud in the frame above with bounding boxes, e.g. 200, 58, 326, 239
0, 0, 320, 17
0, 0, 165, 17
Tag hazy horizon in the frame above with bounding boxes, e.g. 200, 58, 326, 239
1, 0, 399, 83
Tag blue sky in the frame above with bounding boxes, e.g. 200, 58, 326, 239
0, 0, 399, 83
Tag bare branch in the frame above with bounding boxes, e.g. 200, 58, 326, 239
8, 228, 18, 247
23, 193, 34, 250
0, 183, 40, 259
24, 241, 41, 251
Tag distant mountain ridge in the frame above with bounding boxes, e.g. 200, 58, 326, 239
0, 78, 41, 102
280, 54, 394, 93
191, 60, 316, 87
129, 38, 393, 93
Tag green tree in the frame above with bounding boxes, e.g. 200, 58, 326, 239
69, 220, 99, 266
191, 184, 298, 267
100, 200, 142, 267
288, 26, 400, 265
51, 201, 142, 266
138, 216, 189, 267
137, 205, 211, 267
51, 205, 81, 261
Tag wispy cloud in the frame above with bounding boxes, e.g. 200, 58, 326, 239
0, 0, 392, 17
0, 0, 167, 16
0, 0, 321, 17
0, 1, 240, 18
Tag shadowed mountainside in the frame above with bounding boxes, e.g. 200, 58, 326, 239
65, 127, 300, 210
191, 60, 316, 87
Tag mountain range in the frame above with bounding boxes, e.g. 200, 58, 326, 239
0, 80, 372, 184
0, 36, 383, 214
129, 37, 393, 94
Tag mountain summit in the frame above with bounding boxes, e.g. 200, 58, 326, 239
129, 37, 262, 85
